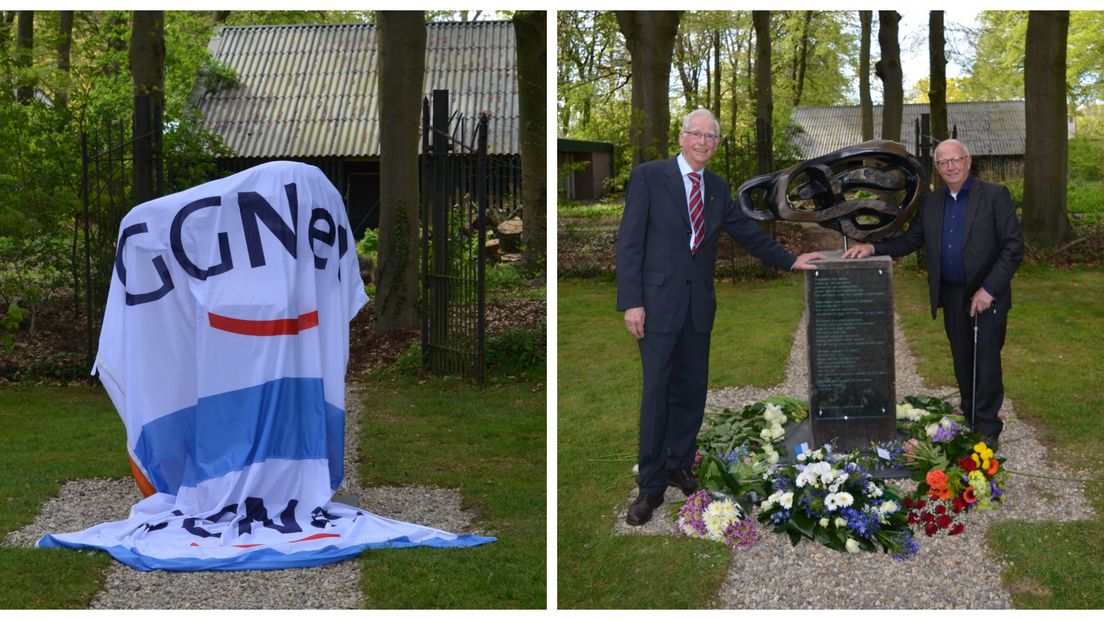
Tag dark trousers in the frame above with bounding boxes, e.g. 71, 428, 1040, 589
940, 283, 1007, 438
636, 310, 710, 496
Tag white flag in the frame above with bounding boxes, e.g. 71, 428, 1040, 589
38, 161, 493, 570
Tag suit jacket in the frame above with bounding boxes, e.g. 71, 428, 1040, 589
874, 177, 1024, 319
616, 156, 795, 334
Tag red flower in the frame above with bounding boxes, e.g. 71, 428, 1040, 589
921, 511, 934, 523
952, 497, 967, 513
925, 523, 938, 537
959, 456, 978, 472
950, 523, 965, 536
916, 499, 927, 510
987, 459, 1000, 476
936, 514, 952, 529
904, 497, 914, 509
935, 504, 947, 515
908, 511, 920, 524
926, 470, 949, 490
963, 486, 977, 504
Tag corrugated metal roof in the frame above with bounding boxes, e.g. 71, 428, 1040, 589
194, 21, 519, 157
791, 101, 1026, 159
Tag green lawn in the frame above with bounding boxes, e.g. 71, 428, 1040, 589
557, 276, 805, 608
0, 385, 127, 608
894, 264, 1104, 609
354, 371, 545, 609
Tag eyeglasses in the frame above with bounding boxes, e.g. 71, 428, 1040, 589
935, 155, 969, 168
683, 129, 720, 142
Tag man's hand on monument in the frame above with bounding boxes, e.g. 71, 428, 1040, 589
624, 307, 646, 340
970, 288, 994, 316
841, 243, 875, 259
791, 252, 827, 271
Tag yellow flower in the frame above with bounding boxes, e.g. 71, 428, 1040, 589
973, 443, 994, 470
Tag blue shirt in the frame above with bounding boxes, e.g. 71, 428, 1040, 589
940, 176, 972, 285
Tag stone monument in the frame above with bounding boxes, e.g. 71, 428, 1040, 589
738, 140, 927, 455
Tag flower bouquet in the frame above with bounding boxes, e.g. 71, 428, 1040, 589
756, 447, 918, 559
694, 398, 807, 508
677, 490, 758, 549
904, 496, 967, 537
895, 396, 1006, 521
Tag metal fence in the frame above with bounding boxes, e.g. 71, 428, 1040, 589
420, 89, 488, 383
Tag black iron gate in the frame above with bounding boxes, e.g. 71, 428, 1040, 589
420, 89, 488, 383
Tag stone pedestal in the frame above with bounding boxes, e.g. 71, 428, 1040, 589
805, 251, 896, 452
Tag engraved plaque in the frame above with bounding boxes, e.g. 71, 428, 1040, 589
805, 252, 896, 451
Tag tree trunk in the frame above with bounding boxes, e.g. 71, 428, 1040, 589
876, 11, 903, 142
375, 11, 425, 331
514, 11, 546, 277
56, 11, 74, 114
753, 11, 773, 173
673, 34, 698, 110
712, 29, 722, 119
928, 11, 948, 189
1023, 11, 1072, 248
15, 11, 33, 104
860, 11, 873, 141
615, 11, 681, 166
793, 11, 813, 108
130, 11, 165, 206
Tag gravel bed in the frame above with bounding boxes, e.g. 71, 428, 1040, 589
4, 383, 480, 609
615, 312, 1096, 608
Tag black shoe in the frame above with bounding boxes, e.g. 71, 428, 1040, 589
981, 435, 1000, 453
625, 493, 664, 526
666, 469, 700, 496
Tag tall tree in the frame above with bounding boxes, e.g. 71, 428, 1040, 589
513, 11, 546, 276
56, 11, 74, 114
753, 10, 772, 173
15, 11, 33, 104
928, 10, 948, 188
130, 11, 165, 206
615, 11, 681, 165
791, 11, 813, 107
859, 11, 873, 141
375, 11, 425, 331
876, 10, 902, 142
1023, 11, 1072, 247
711, 28, 722, 119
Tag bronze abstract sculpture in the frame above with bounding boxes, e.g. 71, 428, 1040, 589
736, 140, 927, 242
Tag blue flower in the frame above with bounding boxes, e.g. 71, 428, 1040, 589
770, 509, 792, 525
891, 531, 920, 561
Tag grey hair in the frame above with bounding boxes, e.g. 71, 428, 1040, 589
935, 138, 971, 159
682, 109, 720, 136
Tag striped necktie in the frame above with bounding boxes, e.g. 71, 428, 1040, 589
688, 171, 704, 255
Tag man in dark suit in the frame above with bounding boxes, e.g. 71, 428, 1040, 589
842, 139, 1024, 451
615, 109, 823, 526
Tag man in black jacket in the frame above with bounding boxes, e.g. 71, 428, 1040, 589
615, 109, 823, 526
842, 139, 1024, 451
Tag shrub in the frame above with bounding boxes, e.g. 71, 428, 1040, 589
486, 324, 545, 380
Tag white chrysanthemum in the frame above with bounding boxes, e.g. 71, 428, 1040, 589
762, 445, 779, 465
763, 403, 786, 425
835, 471, 850, 484
896, 403, 926, 422
796, 451, 808, 462
778, 491, 793, 509
677, 517, 704, 538
825, 492, 854, 511
828, 483, 840, 493
845, 538, 861, 553
865, 481, 883, 498
703, 500, 741, 540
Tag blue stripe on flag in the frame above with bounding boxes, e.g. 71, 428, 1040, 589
37, 534, 497, 572
133, 377, 344, 494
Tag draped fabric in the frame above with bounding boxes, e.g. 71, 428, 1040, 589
38, 161, 493, 570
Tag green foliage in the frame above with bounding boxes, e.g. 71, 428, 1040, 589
356, 226, 380, 266
959, 11, 1104, 110
0, 233, 72, 335
485, 324, 545, 380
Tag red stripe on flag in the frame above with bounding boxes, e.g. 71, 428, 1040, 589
208, 310, 319, 336
290, 532, 342, 543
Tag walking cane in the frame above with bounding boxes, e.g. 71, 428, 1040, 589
971, 311, 979, 432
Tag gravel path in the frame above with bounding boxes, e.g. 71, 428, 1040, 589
614, 311, 1096, 608
3, 382, 480, 609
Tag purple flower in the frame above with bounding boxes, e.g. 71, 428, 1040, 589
990, 480, 1004, 501
693, 451, 704, 468
891, 531, 920, 561
723, 518, 759, 548
931, 425, 959, 443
